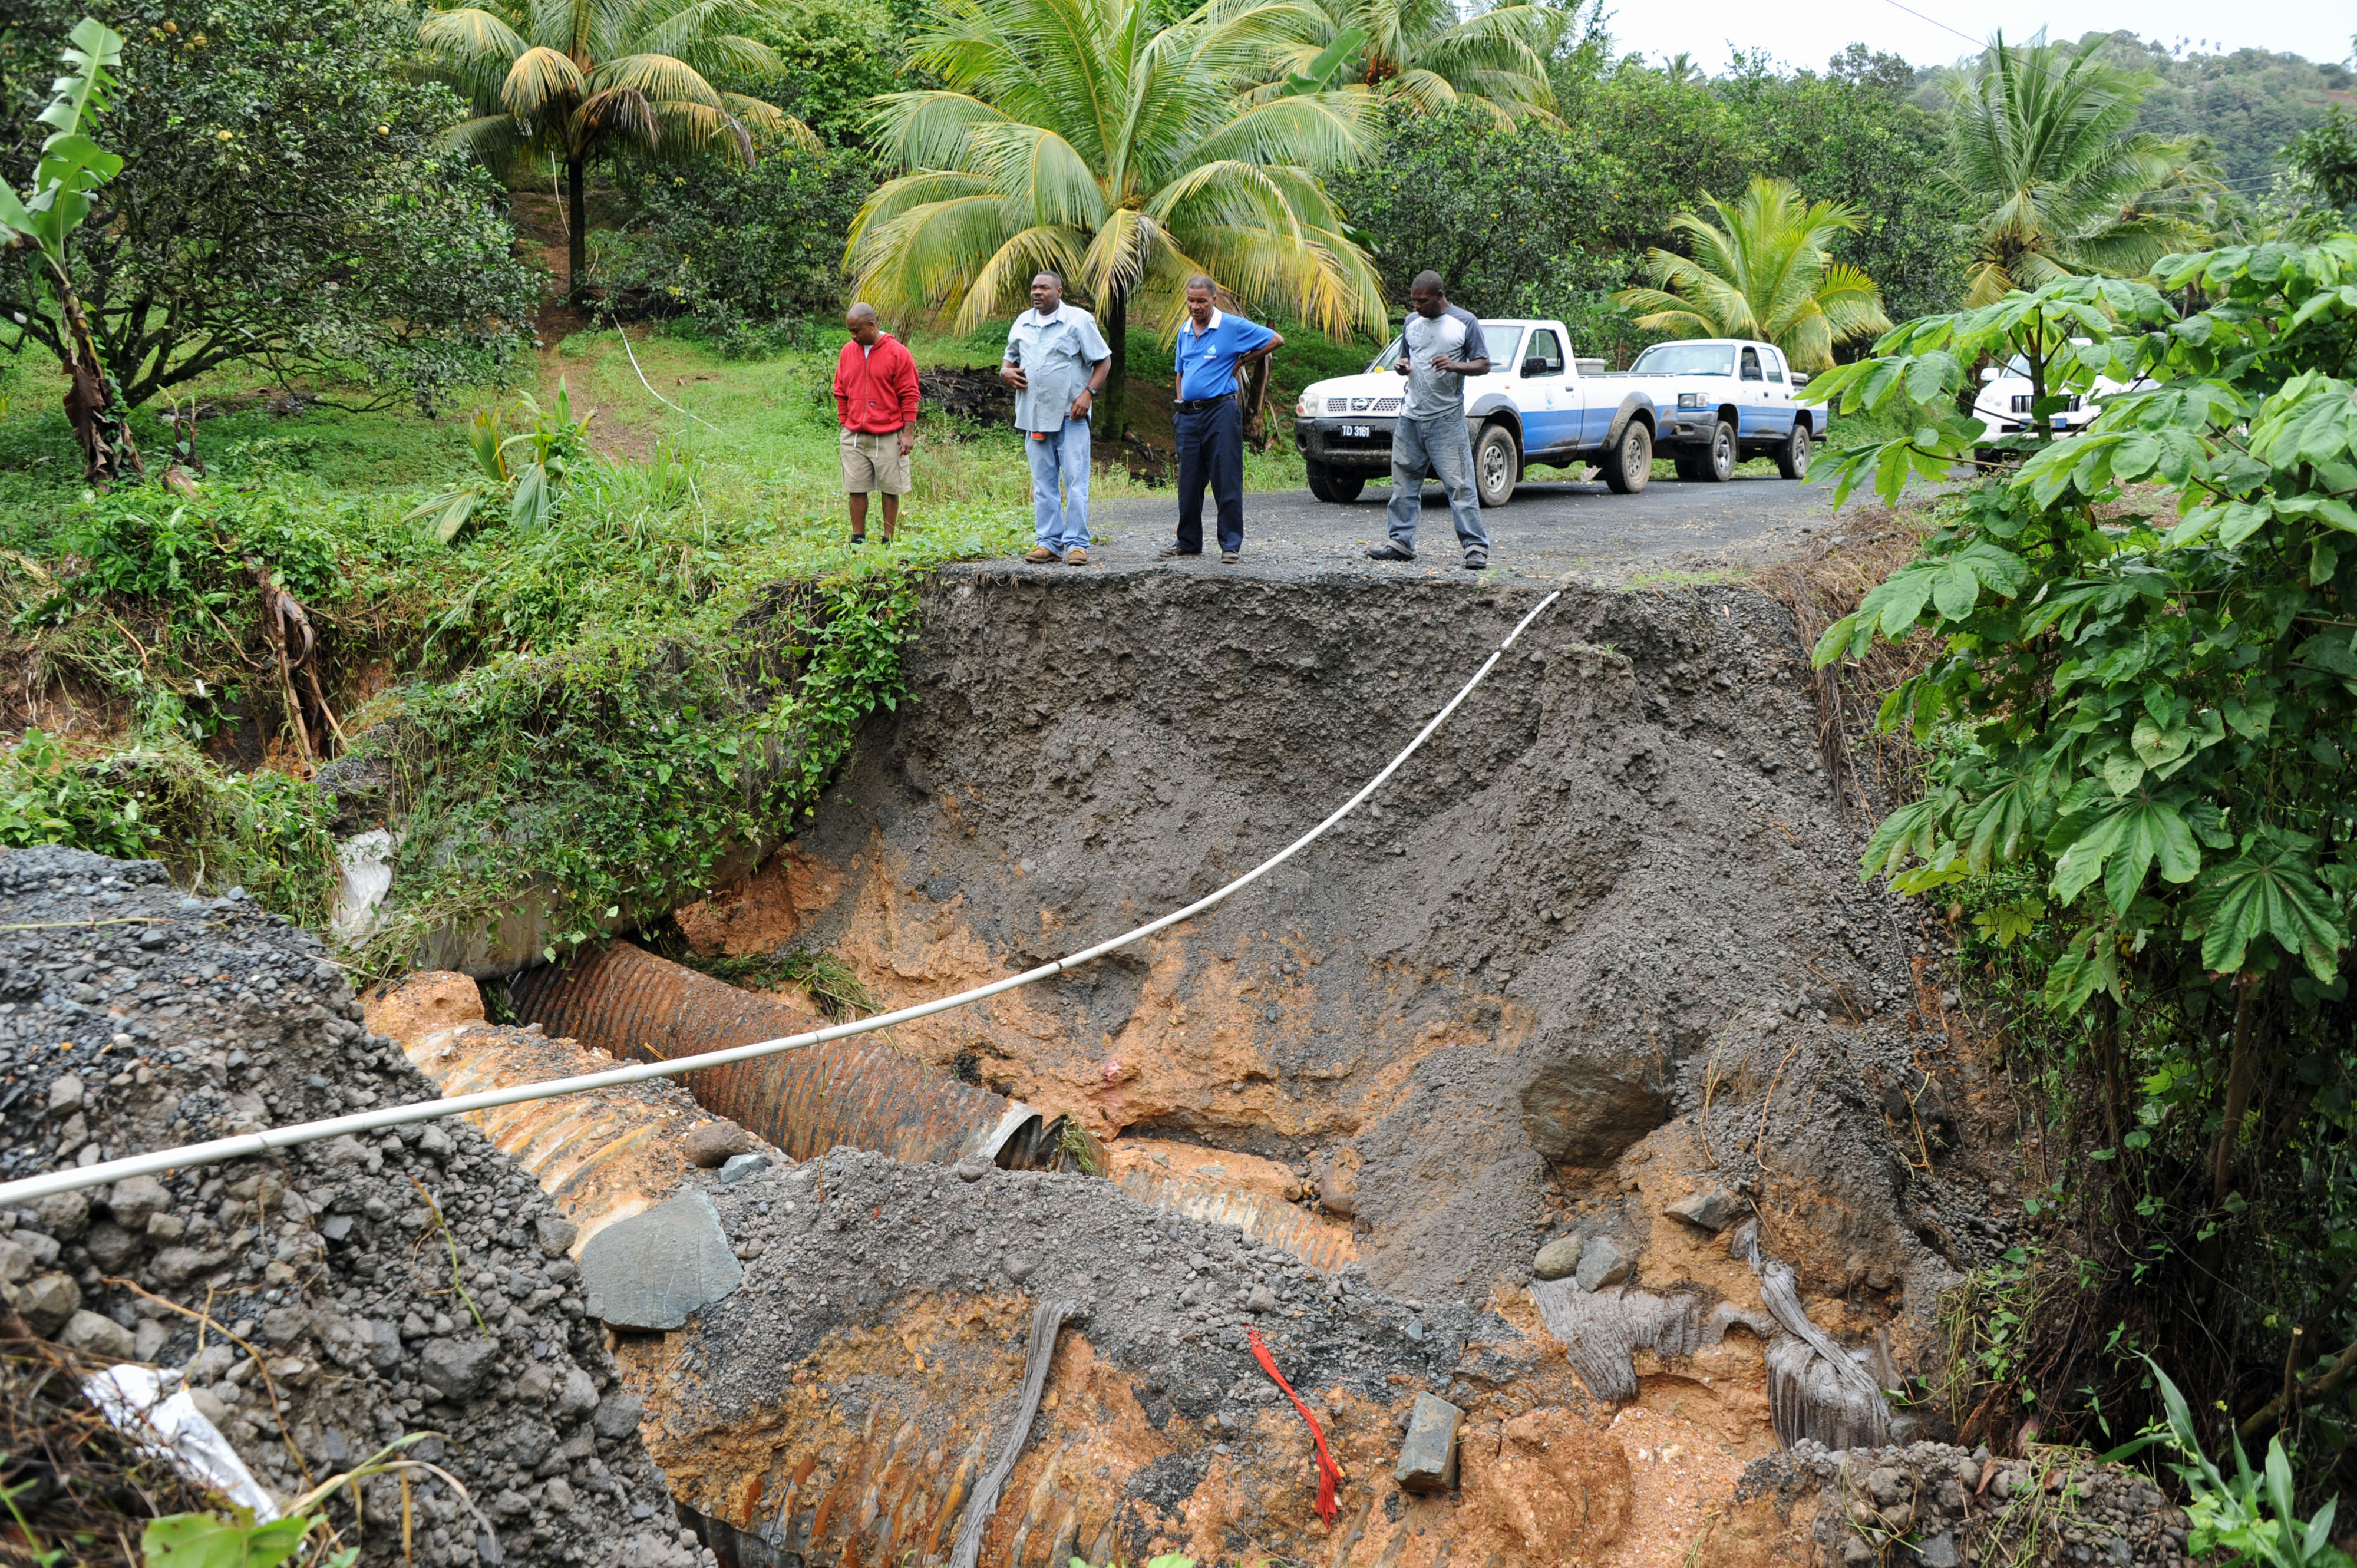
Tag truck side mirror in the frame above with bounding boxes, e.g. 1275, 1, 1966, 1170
1790, 372, 1810, 388
1521, 357, 1551, 377
1980, 367, 2001, 382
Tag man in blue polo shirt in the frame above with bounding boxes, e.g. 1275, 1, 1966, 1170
1161, 276, 1282, 563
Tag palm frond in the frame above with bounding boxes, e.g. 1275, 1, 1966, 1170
962, 121, 1111, 227
956, 225, 1090, 329
420, 6, 532, 68
1186, 92, 1372, 170
868, 90, 1014, 170
501, 45, 590, 116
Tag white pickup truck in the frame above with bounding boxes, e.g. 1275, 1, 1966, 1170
1292, 322, 1827, 507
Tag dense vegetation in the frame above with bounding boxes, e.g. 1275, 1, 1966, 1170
0, 0, 2351, 1536
1813, 245, 2357, 1510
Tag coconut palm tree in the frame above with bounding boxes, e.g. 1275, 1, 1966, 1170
1610, 176, 1891, 372
847, 0, 1388, 441
1258, 0, 1558, 124
421, 0, 808, 298
1938, 31, 2216, 306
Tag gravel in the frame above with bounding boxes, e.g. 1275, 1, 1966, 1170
0, 845, 715, 1567
1743, 1440, 2193, 1566
666, 1143, 1513, 1457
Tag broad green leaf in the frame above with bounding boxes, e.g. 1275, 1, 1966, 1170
1972, 898, 2044, 947
2100, 748, 2145, 798
1932, 560, 1979, 620
2217, 500, 2273, 547
2222, 693, 2276, 737
1903, 351, 1957, 403
143, 1512, 318, 1568
1858, 566, 1934, 638
2043, 926, 2123, 1011
1861, 797, 1940, 881
2183, 846, 2346, 979
2052, 797, 2199, 914
1809, 611, 1863, 667
2131, 716, 2191, 770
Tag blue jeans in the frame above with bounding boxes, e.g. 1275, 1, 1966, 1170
1026, 416, 1091, 556
1387, 413, 1488, 553
1175, 400, 1244, 554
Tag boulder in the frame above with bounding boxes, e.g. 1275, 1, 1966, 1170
681, 1120, 752, 1169
1574, 1237, 1630, 1292
1665, 1186, 1742, 1233
1517, 1061, 1665, 1166
418, 1337, 500, 1402
1531, 1236, 1583, 1282
59, 1309, 135, 1361
576, 1190, 742, 1332
1394, 1394, 1463, 1493
105, 1175, 170, 1230
16, 1271, 80, 1336
593, 1391, 643, 1440
533, 1214, 579, 1258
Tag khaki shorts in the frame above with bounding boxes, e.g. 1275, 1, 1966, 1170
840, 427, 912, 495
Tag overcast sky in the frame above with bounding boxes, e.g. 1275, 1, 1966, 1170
1601, 0, 2355, 75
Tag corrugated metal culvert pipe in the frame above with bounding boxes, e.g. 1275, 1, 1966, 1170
507, 940, 1077, 1170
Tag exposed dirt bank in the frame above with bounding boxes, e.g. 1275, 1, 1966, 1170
704, 569, 2022, 1335
0, 847, 715, 1566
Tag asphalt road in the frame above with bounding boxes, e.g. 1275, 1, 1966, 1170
1052, 470, 1863, 584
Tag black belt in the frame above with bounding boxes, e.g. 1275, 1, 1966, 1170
1174, 397, 1232, 412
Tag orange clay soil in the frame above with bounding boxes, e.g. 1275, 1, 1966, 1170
670, 841, 1529, 1152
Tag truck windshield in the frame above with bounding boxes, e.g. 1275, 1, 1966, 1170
1630, 344, 1736, 377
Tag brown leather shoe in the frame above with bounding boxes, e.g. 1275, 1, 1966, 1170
1024, 546, 1060, 563
1065, 546, 1090, 566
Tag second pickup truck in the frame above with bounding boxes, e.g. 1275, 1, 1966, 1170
1292, 322, 1827, 507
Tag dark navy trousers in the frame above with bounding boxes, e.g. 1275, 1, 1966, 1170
1175, 399, 1245, 554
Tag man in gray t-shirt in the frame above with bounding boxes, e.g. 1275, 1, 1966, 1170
1368, 271, 1490, 569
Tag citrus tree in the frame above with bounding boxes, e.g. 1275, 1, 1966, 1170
420, 0, 807, 298
845, 0, 1387, 441
1805, 242, 2357, 1461
0, 0, 537, 421
1609, 174, 1890, 372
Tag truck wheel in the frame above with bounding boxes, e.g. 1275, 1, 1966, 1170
1776, 422, 1812, 480
1306, 463, 1365, 504
1474, 423, 1519, 507
1600, 420, 1652, 494
1697, 420, 1736, 482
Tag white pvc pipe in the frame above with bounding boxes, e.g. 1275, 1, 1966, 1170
0, 589, 1564, 1207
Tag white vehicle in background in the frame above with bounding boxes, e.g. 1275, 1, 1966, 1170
1970, 341, 2146, 453
1291, 322, 1827, 507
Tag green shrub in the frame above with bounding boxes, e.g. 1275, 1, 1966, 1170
604, 137, 879, 351
1811, 242, 2357, 1486
352, 569, 917, 975
0, 732, 337, 925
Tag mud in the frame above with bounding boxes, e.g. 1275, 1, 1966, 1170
610, 1143, 1704, 1566
696, 569, 2015, 1340
0, 847, 712, 1566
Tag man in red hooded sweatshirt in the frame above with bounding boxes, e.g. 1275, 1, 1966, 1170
834, 302, 921, 544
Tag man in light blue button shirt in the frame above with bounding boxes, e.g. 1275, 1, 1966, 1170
1163, 275, 1281, 563
1001, 272, 1111, 566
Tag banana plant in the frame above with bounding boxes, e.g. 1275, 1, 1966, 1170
405, 382, 595, 543
0, 17, 143, 485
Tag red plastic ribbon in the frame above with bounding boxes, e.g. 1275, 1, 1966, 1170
1248, 1327, 1342, 1524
